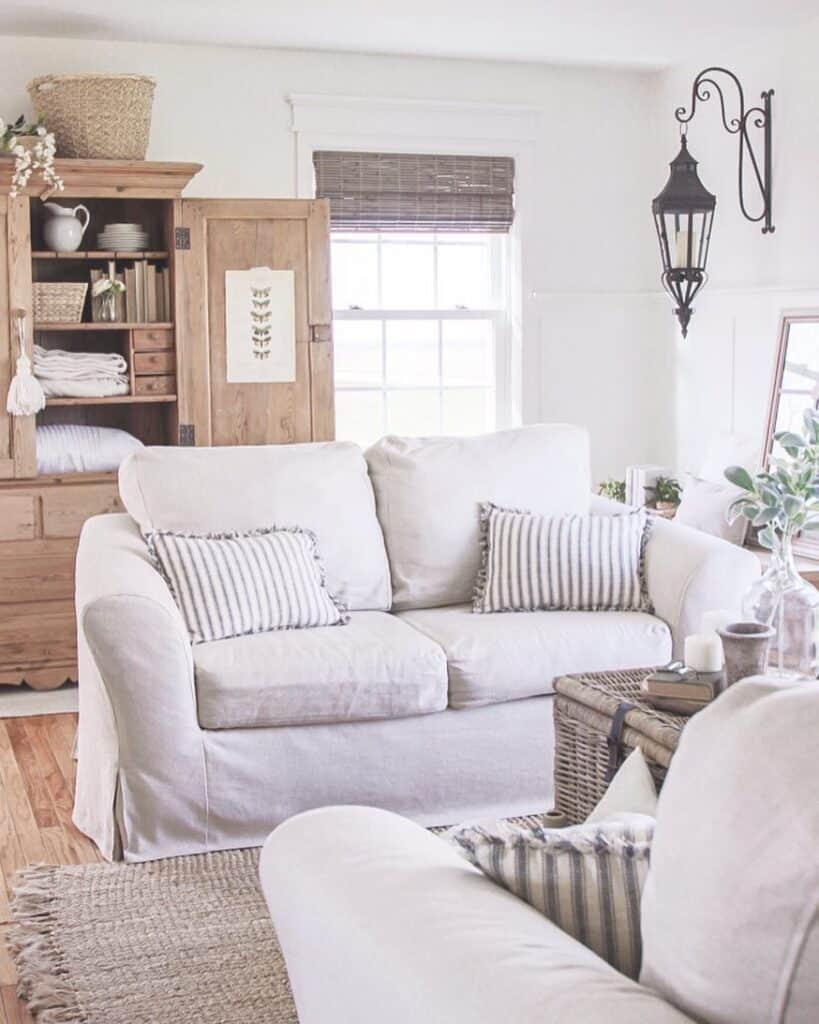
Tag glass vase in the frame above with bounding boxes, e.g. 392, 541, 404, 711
100, 291, 117, 322
742, 533, 819, 679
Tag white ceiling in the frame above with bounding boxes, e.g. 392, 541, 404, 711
1, 0, 815, 69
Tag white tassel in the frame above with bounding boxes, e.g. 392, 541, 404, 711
6, 310, 45, 416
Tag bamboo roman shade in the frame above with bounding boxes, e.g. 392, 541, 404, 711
313, 151, 515, 233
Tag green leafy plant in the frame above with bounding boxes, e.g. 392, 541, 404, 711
726, 407, 819, 550
0, 114, 63, 197
598, 479, 626, 503
647, 476, 681, 506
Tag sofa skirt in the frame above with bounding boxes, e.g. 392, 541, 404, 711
86, 696, 556, 862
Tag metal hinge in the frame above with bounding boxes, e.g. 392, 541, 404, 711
178, 424, 195, 446
174, 227, 191, 251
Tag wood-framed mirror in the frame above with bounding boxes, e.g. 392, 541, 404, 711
763, 308, 819, 559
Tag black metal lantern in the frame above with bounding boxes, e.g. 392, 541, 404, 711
652, 135, 716, 338
654, 67, 774, 338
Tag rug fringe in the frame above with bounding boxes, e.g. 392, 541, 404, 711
9, 866, 88, 1024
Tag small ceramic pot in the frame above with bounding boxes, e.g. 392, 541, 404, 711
717, 621, 776, 688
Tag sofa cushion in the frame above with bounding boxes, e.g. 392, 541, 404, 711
119, 442, 391, 612
193, 610, 447, 729
640, 676, 819, 1024
398, 604, 671, 708
365, 425, 591, 611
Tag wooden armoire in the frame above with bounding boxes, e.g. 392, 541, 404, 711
0, 159, 333, 689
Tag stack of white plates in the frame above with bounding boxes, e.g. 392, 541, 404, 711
97, 223, 149, 251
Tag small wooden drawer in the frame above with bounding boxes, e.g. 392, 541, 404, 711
134, 350, 176, 375
42, 484, 123, 538
0, 495, 37, 541
0, 541, 77, 603
133, 327, 174, 351
135, 374, 176, 396
0, 601, 77, 672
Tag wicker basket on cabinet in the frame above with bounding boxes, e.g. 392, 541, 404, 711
33, 282, 88, 323
28, 74, 156, 159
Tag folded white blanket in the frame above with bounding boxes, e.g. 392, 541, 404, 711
39, 377, 129, 398
33, 344, 127, 381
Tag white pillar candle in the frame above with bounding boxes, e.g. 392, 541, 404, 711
700, 609, 735, 636
684, 633, 724, 673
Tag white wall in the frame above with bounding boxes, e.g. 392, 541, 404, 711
0, 34, 668, 482
657, 20, 819, 475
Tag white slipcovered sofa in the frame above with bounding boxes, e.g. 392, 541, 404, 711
260, 676, 819, 1024
73, 425, 759, 861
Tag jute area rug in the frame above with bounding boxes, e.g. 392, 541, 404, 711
10, 815, 550, 1024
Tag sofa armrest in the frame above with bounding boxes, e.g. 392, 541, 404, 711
74, 513, 206, 861
644, 517, 760, 658
260, 806, 694, 1024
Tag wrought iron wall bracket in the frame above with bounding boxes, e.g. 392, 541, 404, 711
675, 67, 774, 233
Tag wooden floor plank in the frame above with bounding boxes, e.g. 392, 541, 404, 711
0, 726, 45, 870
41, 714, 75, 784
4, 722, 57, 831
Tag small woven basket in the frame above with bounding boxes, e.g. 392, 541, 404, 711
28, 74, 156, 159
34, 282, 88, 323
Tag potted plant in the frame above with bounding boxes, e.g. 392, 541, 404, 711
598, 479, 627, 503
725, 407, 819, 677
647, 476, 681, 518
0, 115, 63, 198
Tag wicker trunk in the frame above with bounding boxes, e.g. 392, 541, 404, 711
553, 668, 688, 824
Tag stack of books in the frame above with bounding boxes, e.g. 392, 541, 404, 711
90, 261, 171, 324
641, 663, 724, 715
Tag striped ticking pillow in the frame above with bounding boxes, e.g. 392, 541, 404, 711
146, 526, 348, 644
474, 503, 652, 614
448, 815, 654, 979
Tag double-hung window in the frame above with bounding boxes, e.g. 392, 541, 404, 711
314, 151, 515, 447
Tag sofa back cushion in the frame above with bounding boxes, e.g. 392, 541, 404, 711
640, 676, 819, 1024
365, 425, 591, 610
119, 442, 391, 611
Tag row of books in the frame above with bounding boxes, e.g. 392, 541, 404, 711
90, 260, 171, 323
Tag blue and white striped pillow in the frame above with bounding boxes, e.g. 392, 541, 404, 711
474, 503, 652, 614
448, 815, 654, 979
147, 526, 348, 644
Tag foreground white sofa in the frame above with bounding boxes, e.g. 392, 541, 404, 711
261, 677, 819, 1024
73, 425, 759, 861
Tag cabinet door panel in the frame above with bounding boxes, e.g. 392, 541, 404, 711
179, 199, 333, 447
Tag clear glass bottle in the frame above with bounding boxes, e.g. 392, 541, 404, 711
743, 533, 819, 678
100, 290, 117, 322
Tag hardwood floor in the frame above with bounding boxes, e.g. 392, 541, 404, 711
0, 712, 102, 1023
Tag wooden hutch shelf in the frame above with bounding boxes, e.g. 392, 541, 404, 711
33, 250, 170, 260
46, 394, 177, 407
35, 321, 174, 331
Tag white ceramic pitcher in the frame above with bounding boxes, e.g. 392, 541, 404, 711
42, 202, 91, 252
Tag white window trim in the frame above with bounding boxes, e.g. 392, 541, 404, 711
287, 93, 539, 427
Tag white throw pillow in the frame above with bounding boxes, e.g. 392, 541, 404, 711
449, 814, 654, 979
147, 526, 348, 644
675, 474, 745, 545
36, 423, 142, 475
474, 504, 652, 614
586, 748, 658, 824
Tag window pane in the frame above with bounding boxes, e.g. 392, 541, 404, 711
381, 242, 434, 308
334, 320, 383, 387
335, 390, 384, 448
441, 320, 493, 386
332, 241, 379, 308
385, 320, 438, 386
441, 388, 493, 435
437, 243, 491, 308
386, 389, 440, 436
